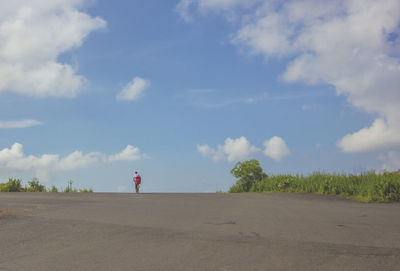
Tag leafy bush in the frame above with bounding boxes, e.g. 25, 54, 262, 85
229, 160, 268, 192
63, 186, 78, 193
79, 188, 93, 193
1, 178, 94, 193
27, 178, 47, 192
49, 186, 58, 192
228, 183, 243, 193
0, 178, 25, 192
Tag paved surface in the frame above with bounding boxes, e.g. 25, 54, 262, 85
0, 193, 399, 271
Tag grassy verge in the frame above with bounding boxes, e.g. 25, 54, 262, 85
0, 178, 93, 193
229, 171, 400, 203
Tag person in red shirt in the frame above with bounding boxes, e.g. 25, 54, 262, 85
133, 171, 141, 193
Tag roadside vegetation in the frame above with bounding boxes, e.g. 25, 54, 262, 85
0, 178, 93, 193
229, 159, 400, 203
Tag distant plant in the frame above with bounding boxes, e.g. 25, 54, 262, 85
0, 178, 25, 192
49, 185, 58, 192
27, 178, 47, 192
79, 188, 93, 193
1, 178, 94, 193
63, 186, 78, 193
229, 159, 268, 192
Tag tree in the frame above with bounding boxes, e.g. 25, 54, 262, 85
27, 178, 46, 192
229, 159, 267, 192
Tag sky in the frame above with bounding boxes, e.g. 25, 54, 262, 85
0, 0, 399, 192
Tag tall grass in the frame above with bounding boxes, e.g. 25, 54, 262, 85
231, 171, 400, 202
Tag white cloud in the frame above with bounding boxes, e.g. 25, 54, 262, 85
263, 136, 290, 162
57, 151, 102, 171
116, 77, 150, 101
0, 0, 106, 98
223, 137, 260, 162
197, 144, 225, 162
108, 145, 148, 162
338, 119, 400, 153
0, 143, 147, 181
181, 0, 400, 154
379, 151, 400, 172
0, 119, 42, 129
197, 136, 260, 162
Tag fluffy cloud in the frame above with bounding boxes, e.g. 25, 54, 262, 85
338, 119, 400, 153
197, 136, 259, 162
0, 143, 147, 181
0, 0, 106, 98
180, 0, 400, 154
0, 119, 42, 129
109, 145, 148, 162
263, 136, 290, 162
116, 77, 150, 101
223, 137, 260, 161
57, 151, 102, 171
198, 136, 291, 162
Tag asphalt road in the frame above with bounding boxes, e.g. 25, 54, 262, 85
1, 193, 399, 271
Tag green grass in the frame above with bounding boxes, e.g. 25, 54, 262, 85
230, 171, 400, 203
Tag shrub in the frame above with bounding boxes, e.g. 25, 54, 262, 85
27, 178, 47, 192
63, 186, 77, 193
228, 183, 243, 193
230, 160, 268, 192
0, 178, 25, 192
79, 188, 93, 193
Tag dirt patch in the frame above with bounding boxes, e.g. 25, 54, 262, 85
0, 208, 31, 218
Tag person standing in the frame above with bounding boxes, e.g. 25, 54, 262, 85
133, 171, 141, 193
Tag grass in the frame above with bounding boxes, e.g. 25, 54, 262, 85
0, 178, 93, 193
230, 171, 400, 203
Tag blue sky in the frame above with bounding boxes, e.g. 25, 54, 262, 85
0, 0, 399, 192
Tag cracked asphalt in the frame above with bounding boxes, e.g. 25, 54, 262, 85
1, 193, 399, 270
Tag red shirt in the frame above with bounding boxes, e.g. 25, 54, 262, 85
134, 174, 141, 184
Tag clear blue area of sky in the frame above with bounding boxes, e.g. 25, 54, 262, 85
0, 0, 379, 192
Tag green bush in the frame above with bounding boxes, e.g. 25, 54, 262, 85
49, 186, 58, 192
26, 178, 47, 192
1, 178, 94, 193
0, 178, 25, 192
228, 183, 243, 193
229, 160, 268, 192
63, 186, 78, 193
79, 188, 93, 193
